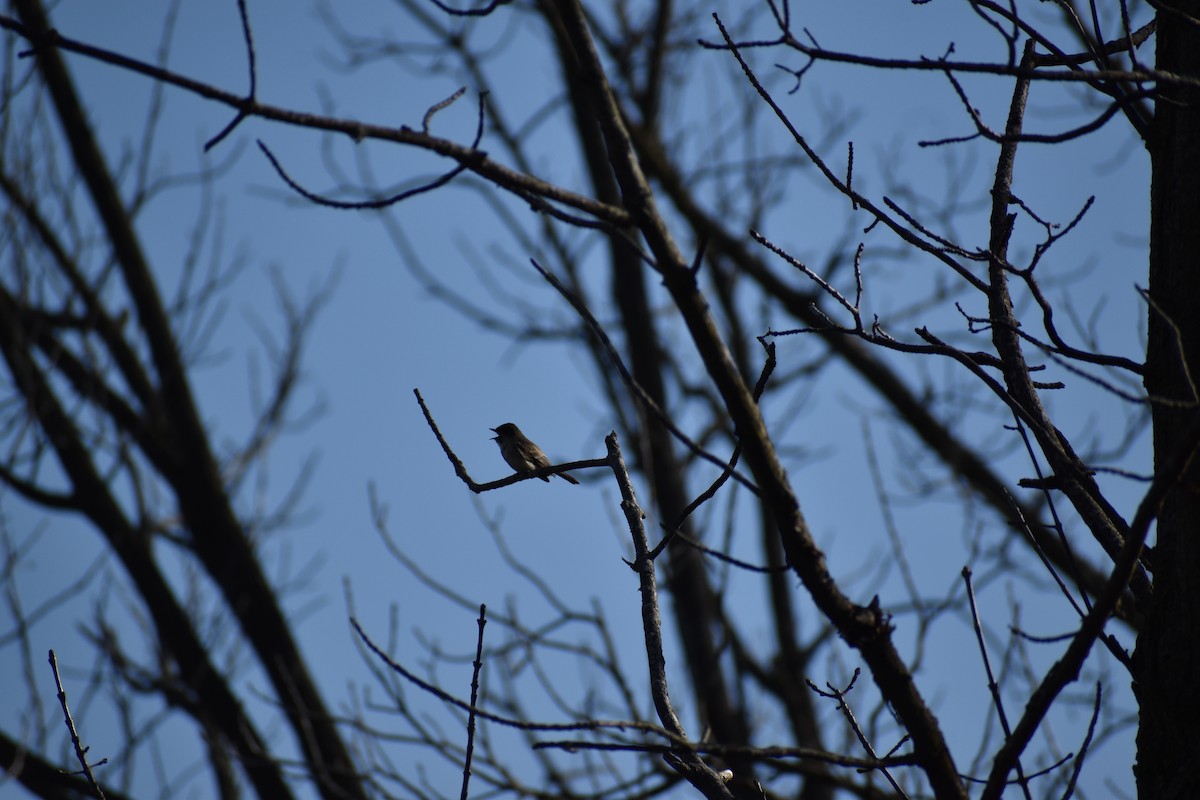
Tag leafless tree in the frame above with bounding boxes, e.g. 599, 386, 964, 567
0, 0, 1194, 799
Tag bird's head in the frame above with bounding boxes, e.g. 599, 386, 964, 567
491, 422, 519, 440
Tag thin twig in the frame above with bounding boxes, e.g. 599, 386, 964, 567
532, 738, 919, 770
806, 670, 910, 799
204, 0, 257, 149
49, 649, 108, 800
256, 93, 486, 209
460, 604, 487, 800
962, 568, 1032, 800
663, 339, 777, 546
1059, 684, 1103, 800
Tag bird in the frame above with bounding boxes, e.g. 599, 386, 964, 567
490, 423, 579, 484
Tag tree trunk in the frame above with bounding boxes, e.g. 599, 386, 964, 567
1137, 4, 1200, 797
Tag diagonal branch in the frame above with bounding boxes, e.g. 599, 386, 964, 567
557, 3, 968, 797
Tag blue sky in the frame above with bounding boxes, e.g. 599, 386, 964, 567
1, 1, 1151, 797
